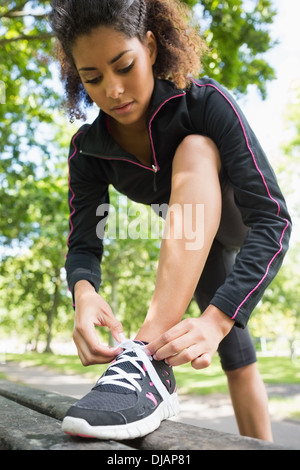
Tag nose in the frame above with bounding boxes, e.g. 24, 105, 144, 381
105, 76, 124, 100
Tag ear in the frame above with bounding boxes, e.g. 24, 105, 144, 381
145, 30, 157, 66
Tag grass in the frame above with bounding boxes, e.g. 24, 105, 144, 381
3, 352, 300, 395
2, 352, 299, 421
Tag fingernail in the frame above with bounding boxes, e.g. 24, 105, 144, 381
118, 333, 126, 342
112, 347, 123, 355
144, 348, 152, 356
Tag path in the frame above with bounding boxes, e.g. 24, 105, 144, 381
0, 361, 299, 449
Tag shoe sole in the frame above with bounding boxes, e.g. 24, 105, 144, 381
62, 392, 179, 440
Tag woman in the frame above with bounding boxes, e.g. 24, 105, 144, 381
49, 0, 291, 441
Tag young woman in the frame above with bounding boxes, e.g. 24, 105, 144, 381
49, 0, 291, 441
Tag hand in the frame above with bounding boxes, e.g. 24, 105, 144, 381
144, 306, 234, 369
73, 281, 124, 366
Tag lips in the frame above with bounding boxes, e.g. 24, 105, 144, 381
111, 101, 134, 114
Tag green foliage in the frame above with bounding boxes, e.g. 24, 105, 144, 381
198, 0, 277, 98
4, 353, 300, 394
99, 191, 162, 337
249, 83, 300, 349
0, 1, 61, 243
250, 248, 300, 352
278, 83, 300, 220
0, 0, 294, 352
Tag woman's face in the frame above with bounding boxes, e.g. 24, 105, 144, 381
72, 26, 157, 129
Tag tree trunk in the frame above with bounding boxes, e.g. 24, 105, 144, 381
44, 271, 60, 353
109, 278, 119, 347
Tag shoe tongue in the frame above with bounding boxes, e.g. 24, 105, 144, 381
94, 340, 147, 394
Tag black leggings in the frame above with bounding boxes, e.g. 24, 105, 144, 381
194, 239, 257, 371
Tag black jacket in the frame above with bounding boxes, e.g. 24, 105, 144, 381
65, 77, 291, 328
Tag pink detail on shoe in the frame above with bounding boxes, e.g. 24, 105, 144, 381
143, 364, 147, 372
64, 431, 92, 438
146, 392, 158, 406
149, 381, 154, 386
166, 380, 170, 386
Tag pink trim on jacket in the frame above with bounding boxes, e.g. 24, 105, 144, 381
148, 92, 186, 170
192, 79, 290, 319
66, 131, 84, 252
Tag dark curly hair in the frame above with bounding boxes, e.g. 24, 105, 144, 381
49, 0, 207, 121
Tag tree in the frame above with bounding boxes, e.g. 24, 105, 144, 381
278, 82, 300, 221
249, 83, 300, 355
0, 1, 77, 349
198, 0, 277, 98
0, 0, 280, 349
0, 0, 63, 243
250, 245, 300, 357
0, 170, 72, 351
100, 191, 162, 341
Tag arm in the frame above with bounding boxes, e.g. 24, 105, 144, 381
66, 130, 124, 365
190, 79, 292, 327
145, 81, 291, 366
139, 135, 234, 368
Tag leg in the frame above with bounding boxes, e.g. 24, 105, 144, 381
194, 241, 273, 441
136, 135, 222, 342
226, 363, 273, 441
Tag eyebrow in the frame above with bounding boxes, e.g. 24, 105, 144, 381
78, 50, 133, 72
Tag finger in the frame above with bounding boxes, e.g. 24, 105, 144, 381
145, 321, 191, 358
74, 324, 121, 366
110, 322, 126, 345
97, 309, 125, 345
191, 352, 212, 370
77, 340, 121, 366
154, 334, 194, 362
164, 343, 201, 367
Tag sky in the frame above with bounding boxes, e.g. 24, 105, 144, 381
2, 0, 299, 258
241, 0, 300, 245
242, 0, 300, 160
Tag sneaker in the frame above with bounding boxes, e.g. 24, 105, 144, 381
62, 339, 179, 440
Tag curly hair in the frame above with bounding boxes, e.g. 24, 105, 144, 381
49, 0, 207, 121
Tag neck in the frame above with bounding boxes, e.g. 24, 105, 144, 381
110, 116, 148, 138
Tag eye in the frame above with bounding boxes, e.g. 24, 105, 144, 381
119, 62, 134, 74
84, 76, 102, 85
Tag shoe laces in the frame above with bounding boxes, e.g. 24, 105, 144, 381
97, 339, 176, 414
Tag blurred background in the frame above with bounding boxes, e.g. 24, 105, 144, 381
0, 0, 299, 425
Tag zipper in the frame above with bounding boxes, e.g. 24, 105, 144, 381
79, 148, 159, 192
80, 89, 186, 194
152, 164, 158, 192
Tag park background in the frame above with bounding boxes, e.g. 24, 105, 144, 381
0, 0, 299, 422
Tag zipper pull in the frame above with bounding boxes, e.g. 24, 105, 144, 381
152, 165, 158, 192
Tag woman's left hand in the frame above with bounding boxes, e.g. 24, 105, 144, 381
144, 306, 234, 369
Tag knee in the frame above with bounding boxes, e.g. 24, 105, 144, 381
174, 135, 221, 173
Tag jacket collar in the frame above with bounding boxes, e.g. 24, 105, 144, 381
147, 78, 185, 119
79, 79, 185, 159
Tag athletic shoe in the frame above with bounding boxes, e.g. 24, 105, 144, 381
62, 339, 179, 440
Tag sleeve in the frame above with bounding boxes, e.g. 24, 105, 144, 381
190, 79, 292, 327
65, 128, 110, 305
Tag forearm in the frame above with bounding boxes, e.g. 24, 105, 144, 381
136, 136, 222, 342
199, 304, 234, 341
74, 279, 96, 301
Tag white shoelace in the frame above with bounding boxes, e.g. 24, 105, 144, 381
97, 339, 176, 414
